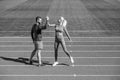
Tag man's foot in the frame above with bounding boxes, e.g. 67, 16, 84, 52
37, 63, 43, 67
29, 60, 33, 65
70, 57, 74, 64
52, 62, 59, 67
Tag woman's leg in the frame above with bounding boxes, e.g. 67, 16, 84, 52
53, 40, 59, 66
54, 41, 59, 62
60, 39, 74, 63
61, 39, 70, 57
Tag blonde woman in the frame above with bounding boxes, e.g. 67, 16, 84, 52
47, 16, 74, 66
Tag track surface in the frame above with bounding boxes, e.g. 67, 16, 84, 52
0, 0, 120, 80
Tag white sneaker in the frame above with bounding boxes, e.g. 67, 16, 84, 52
70, 57, 74, 64
52, 62, 59, 66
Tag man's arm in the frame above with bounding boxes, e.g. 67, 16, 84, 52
42, 19, 48, 30
31, 25, 35, 41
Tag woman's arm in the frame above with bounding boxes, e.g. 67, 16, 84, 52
64, 26, 71, 41
63, 20, 71, 41
48, 23, 56, 27
45, 16, 56, 27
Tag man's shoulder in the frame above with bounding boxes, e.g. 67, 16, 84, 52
33, 23, 37, 26
32, 23, 38, 28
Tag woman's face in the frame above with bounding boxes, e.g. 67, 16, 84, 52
58, 18, 63, 25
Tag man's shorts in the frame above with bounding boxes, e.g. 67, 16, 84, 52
34, 41, 43, 50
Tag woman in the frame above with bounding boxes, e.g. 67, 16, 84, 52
29, 16, 49, 66
47, 16, 74, 66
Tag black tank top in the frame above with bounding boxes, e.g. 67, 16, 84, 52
31, 22, 47, 41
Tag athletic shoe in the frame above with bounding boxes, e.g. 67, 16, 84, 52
52, 62, 59, 66
70, 57, 74, 64
37, 63, 43, 67
29, 60, 33, 65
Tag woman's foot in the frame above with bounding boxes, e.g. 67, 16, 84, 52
52, 62, 59, 66
70, 57, 74, 64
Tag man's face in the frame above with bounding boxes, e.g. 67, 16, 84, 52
37, 18, 42, 23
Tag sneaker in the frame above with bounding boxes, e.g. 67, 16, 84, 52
37, 63, 43, 67
52, 62, 59, 66
70, 57, 74, 64
29, 60, 33, 65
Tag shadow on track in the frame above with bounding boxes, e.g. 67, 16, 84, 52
0, 56, 28, 64
0, 56, 70, 66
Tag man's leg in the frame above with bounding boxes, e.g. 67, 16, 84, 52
29, 49, 36, 64
37, 49, 42, 65
36, 41, 43, 66
29, 42, 37, 64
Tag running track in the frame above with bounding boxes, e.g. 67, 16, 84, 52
0, 0, 120, 80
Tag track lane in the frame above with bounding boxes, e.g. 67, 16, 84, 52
1, 51, 120, 57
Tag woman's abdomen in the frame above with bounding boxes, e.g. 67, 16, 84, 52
55, 32, 63, 41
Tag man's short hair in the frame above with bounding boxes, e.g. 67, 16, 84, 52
36, 16, 42, 22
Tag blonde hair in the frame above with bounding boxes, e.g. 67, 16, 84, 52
58, 16, 66, 26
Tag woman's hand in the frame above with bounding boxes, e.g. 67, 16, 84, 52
69, 38, 72, 42
46, 16, 49, 21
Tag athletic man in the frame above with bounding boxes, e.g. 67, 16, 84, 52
29, 16, 49, 66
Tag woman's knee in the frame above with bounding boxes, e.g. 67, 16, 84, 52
64, 49, 69, 53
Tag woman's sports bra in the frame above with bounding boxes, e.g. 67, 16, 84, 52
55, 25, 64, 33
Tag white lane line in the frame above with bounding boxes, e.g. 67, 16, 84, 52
3, 57, 120, 59
0, 45, 120, 47
0, 74, 74, 77
0, 41, 120, 42
0, 37, 120, 38
77, 75, 120, 77
1, 30, 120, 32
0, 74, 120, 77
0, 51, 120, 52
0, 65, 120, 67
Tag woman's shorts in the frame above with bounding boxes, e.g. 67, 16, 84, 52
34, 41, 43, 50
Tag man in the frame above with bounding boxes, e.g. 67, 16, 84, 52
29, 16, 49, 66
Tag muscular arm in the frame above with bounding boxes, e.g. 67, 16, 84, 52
42, 19, 48, 30
31, 25, 35, 41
